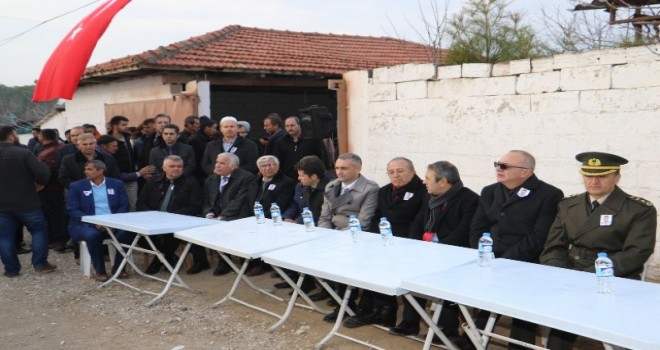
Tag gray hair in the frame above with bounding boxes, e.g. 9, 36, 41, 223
164, 155, 183, 164
85, 160, 106, 172
337, 152, 362, 167
257, 155, 280, 167
427, 161, 460, 184
218, 152, 240, 168
237, 121, 251, 132
76, 133, 96, 144
509, 150, 536, 170
220, 116, 238, 125
387, 157, 414, 171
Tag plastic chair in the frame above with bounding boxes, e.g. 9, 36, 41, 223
79, 239, 117, 278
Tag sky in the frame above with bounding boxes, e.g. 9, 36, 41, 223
0, 0, 578, 87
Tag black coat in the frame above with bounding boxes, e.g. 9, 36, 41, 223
255, 172, 296, 218
272, 135, 329, 180
203, 168, 258, 220
370, 175, 426, 237
409, 186, 479, 247
201, 136, 259, 175
469, 174, 563, 263
149, 142, 196, 177
188, 131, 214, 183
0, 142, 50, 211
59, 151, 120, 188
136, 174, 202, 216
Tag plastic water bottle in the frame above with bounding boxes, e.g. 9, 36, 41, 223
254, 201, 265, 224
478, 232, 494, 267
270, 202, 282, 226
348, 215, 361, 243
379, 217, 393, 246
595, 252, 614, 294
302, 207, 315, 232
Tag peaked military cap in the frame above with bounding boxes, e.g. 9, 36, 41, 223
576, 151, 628, 176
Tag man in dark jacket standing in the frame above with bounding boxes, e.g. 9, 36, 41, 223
469, 150, 563, 349
59, 133, 120, 188
137, 155, 203, 275
149, 124, 196, 178
0, 126, 57, 277
201, 116, 258, 175
36, 129, 68, 251
273, 116, 329, 180
389, 160, 479, 341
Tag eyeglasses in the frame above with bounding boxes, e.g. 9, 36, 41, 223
494, 162, 528, 170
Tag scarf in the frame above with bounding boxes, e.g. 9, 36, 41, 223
424, 180, 464, 232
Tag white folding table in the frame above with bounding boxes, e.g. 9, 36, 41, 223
82, 211, 218, 306
401, 257, 660, 350
174, 218, 334, 327
261, 231, 477, 349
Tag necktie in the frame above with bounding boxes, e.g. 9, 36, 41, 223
220, 176, 229, 193
160, 181, 174, 212
591, 200, 600, 212
341, 186, 349, 196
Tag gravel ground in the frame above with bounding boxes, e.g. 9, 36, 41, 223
0, 245, 613, 350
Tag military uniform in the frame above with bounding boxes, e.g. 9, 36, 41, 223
540, 186, 656, 278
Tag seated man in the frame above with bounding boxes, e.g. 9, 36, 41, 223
345, 157, 427, 329
283, 155, 330, 225
390, 161, 479, 342
203, 153, 258, 275
136, 156, 203, 275
67, 160, 132, 282
540, 152, 657, 349
244, 155, 295, 277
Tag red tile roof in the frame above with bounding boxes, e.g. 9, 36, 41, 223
83, 25, 438, 78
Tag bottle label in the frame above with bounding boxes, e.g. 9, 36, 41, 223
478, 243, 492, 253
596, 267, 614, 277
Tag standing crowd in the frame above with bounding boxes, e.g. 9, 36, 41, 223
0, 111, 656, 350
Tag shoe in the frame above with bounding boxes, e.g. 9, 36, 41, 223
213, 262, 231, 276
34, 263, 57, 274
326, 298, 339, 307
274, 281, 291, 289
309, 290, 330, 301
144, 259, 163, 275
245, 264, 271, 277
3, 271, 19, 278
16, 246, 31, 255
95, 273, 109, 282
54, 241, 73, 253
344, 310, 379, 328
270, 271, 280, 278
186, 261, 210, 275
389, 321, 420, 336
323, 307, 340, 323
111, 266, 129, 279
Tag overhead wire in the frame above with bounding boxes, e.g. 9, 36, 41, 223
0, 0, 101, 47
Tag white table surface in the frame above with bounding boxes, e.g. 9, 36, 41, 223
261, 230, 477, 296
82, 211, 218, 235
174, 218, 333, 259
401, 257, 660, 350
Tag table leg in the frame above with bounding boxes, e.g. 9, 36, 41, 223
315, 278, 356, 317
403, 295, 458, 350
145, 242, 197, 307
213, 256, 251, 307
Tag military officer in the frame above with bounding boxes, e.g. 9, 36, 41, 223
540, 151, 657, 349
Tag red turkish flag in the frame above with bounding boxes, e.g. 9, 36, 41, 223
32, 0, 131, 101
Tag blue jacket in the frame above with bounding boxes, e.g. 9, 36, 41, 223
67, 177, 129, 229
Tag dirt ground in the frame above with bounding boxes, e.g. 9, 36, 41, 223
1, 246, 607, 350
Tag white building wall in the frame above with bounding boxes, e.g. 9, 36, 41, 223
343, 45, 660, 279
40, 75, 174, 133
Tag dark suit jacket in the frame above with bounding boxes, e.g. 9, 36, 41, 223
255, 172, 296, 218
283, 177, 330, 224
66, 177, 129, 231
541, 186, 656, 278
137, 174, 202, 217
470, 174, 563, 263
59, 151, 120, 188
370, 175, 426, 237
409, 186, 479, 247
203, 168, 257, 220
202, 136, 259, 175
148, 142, 196, 177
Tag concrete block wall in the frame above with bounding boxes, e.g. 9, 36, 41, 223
343, 44, 660, 279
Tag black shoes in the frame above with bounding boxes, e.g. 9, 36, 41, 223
34, 263, 57, 274
3, 271, 19, 278
344, 305, 397, 328
389, 321, 420, 336
274, 281, 290, 289
213, 261, 231, 276
145, 259, 162, 275
245, 264, 271, 277
186, 261, 210, 275
309, 290, 330, 301
323, 302, 358, 323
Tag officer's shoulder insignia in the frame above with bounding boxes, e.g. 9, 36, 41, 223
628, 195, 654, 207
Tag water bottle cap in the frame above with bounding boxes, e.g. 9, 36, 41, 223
483, 232, 491, 237
597, 252, 607, 257
254, 201, 260, 204
303, 207, 309, 210
350, 215, 357, 218
380, 217, 387, 221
